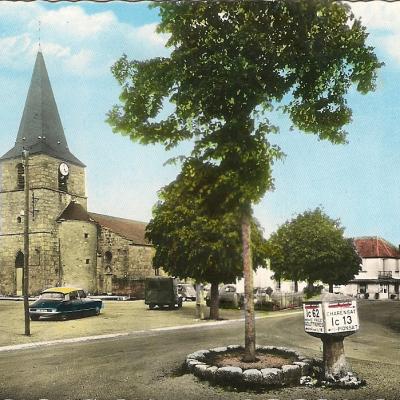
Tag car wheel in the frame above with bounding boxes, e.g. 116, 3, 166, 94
95, 306, 101, 316
59, 313, 68, 321
169, 303, 175, 310
30, 315, 40, 321
149, 304, 155, 310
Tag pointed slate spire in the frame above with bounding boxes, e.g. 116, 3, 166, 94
0, 51, 85, 166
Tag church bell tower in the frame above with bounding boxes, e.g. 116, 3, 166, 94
0, 51, 87, 295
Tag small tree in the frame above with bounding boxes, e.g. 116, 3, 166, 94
146, 160, 269, 319
266, 208, 362, 294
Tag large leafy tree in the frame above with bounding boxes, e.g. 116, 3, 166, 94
146, 160, 269, 320
108, 1, 381, 361
266, 208, 362, 293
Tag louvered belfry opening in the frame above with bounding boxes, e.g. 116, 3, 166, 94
58, 171, 68, 192
16, 163, 24, 190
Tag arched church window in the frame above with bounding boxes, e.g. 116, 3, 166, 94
15, 251, 24, 296
104, 251, 112, 265
16, 163, 24, 190
15, 251, 24, 268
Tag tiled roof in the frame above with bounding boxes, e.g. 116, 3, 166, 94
0, 51, 85, 167
88, 212, 150, 246
354, 237, 400, 259
57, 204, 150, 246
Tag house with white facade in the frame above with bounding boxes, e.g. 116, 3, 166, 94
342, 237, 400, 300
235, 236, 400, 301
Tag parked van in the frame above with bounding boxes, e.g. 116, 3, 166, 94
144, 277, 183, 310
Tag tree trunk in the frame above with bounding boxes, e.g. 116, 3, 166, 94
242, 213, 256, 362
329, 283, 334, 293
294, 280, 298, 293
195, 284, 205, 320
209, 282, 220, 320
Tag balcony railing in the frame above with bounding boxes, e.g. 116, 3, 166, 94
378, 271, 393, 279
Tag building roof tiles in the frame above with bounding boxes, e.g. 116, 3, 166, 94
57, 203, 149, 246
88, 212, 149, 246
354, 236, 400, 259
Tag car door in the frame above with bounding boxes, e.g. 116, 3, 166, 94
69, 291, 82, 315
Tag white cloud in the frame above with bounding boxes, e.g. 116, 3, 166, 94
63, 49, 94, 75
0, 3, 168, 77
0, 34, 34, 69
134, 23, 168, 46
32, 7, 117, 39
350, 3, 400, 33
349, 2, 400, 67
41, 42, 71, 59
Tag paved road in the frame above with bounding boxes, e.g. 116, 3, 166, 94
0, 301, 398, 400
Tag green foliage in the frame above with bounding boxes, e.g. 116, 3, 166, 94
303, 284, 324, 299
108, 0, 381, 225
266, 208, 362, 288
108, 1, 381, 155
146, 160, 269, 284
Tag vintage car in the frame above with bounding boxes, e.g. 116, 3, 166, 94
29, 287, 103, 321
205, 284, 244, 308
177, 283, 197, 301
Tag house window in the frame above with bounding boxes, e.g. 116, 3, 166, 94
16, 163, 24, 190
86, 259, 90, 264
17, 216, 22, 223
359, 283, 367, 294
84, 233, 89, 239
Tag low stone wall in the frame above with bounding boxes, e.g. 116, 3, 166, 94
112, 278, 145, 298
186, 345, 314, 388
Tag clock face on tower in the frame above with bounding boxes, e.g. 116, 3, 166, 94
59, 162, 69, 176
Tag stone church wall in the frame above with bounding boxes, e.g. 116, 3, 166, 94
58, 220, 98, 293
97, 226, 155, 296
0, 232, 59, 295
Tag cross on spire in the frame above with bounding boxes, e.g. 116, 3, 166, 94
38, 20, 41, 50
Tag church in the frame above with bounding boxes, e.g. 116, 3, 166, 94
0, 51, 156, 297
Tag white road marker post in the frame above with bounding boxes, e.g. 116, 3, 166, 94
303, 292, 360, 383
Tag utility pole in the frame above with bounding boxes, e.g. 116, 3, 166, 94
23, 149, 30, 336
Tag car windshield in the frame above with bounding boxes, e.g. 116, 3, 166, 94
40, 292, 64, 300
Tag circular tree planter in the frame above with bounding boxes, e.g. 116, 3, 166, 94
185, 345, 315, 388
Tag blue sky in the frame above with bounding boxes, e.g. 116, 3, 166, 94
0, 1, 399, 245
